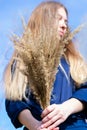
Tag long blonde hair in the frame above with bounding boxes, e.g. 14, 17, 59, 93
4, 1, 87, 100
65, 41, 87, 85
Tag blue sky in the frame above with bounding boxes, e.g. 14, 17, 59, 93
0, 0, 87, 130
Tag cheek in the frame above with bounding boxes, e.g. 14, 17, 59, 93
55, 19, 60, 28
57, 21, 61, 28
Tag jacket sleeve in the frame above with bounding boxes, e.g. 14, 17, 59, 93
5, 99, 31, 128
72, 83, 87, 103
72, 84, 87, 115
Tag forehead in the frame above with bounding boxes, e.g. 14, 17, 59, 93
57, 7, 67, 20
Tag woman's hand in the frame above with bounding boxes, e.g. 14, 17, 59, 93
40, 104, 69, 130
37, 126, 59, 130
40, 98, 84, 130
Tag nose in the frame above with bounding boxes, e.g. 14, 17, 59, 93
61, 26, 66, 31
60, 19, 67, 30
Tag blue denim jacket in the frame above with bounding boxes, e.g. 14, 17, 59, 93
5, 58, 87, 129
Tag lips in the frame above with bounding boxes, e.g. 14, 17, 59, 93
59, 31, 64, 36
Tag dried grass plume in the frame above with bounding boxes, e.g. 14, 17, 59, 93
5, 19, 84, 109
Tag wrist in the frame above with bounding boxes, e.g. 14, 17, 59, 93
62, 98, 84, 116
18, 109, 41, 129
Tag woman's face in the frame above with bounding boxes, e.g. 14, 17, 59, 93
56, 7, 68, 38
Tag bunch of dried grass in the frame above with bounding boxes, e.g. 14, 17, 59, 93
9, 22, 83, 109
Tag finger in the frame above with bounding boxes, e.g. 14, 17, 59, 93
41, 104, 56, 118
53, 127, 59, 130
41, 115, 59, 128
48, 118, 65, 130
42, 109, 57, 123
38, 127, 48, 130
40, 127, 59, 130
40, 128, 48, 130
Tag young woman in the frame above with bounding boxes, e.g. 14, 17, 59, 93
5, 1, 87, 130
